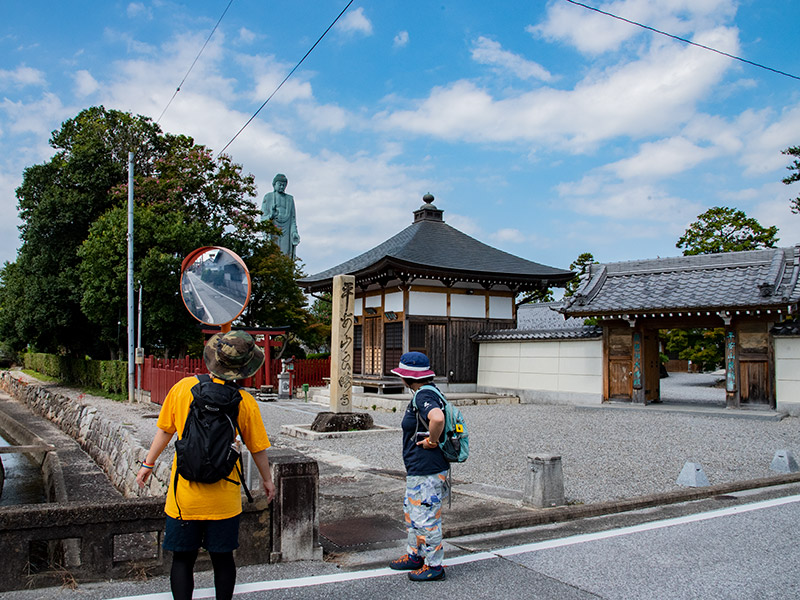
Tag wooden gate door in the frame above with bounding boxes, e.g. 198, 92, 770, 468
738, 322, 772, 406
643, 329, 661, 404
607, 328, 632, 400
363, 317, 382, 376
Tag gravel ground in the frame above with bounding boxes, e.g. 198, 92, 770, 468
8, 370, 799, 506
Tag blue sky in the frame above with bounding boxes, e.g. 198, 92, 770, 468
2, 0, 799, 280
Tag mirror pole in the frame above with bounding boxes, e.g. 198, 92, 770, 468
220, 322, 232, 333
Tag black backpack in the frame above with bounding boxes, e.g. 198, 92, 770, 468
173, 374, 252, 518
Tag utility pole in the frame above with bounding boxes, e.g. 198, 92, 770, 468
127, 152, 135, 403
136, 282, 143, 400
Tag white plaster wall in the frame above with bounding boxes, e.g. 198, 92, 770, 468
354, 297, 363, 317
477, 338, 603, 404
384, 291, 403, 313
364, 295, 382, 308
775, 336, 800, 416
489, 296, 513, 319
409, 291, 447, 316
451, 294, 485, 318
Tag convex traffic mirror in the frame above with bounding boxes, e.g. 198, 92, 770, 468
180, 247, 250, 328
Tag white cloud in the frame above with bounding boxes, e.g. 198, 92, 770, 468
470, 37, 552, 82
490, 228, 528, 243
127, 3, 152, 19
0, 168, 23, 265
336, 7, 373, 37
557, 177, 702, 224
1, 92, 70, 136
529, 0, 737, 55
238, 27, 256, 45
0, 66, 46, 89
295, 103, 350, 133
379, 27, 737, 150
73, 70, 99, 97
605, 136, 719, 180
394, 31, 409, 48
237, 54, 313, 105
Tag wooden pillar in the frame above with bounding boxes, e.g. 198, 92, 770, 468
725, 326, 739, 408
632, 327, 645, 404
329, 274, 355, 413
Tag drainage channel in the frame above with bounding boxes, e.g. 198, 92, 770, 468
0, 432, 46, 505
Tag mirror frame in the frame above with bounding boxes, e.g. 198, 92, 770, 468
180, 246, 251, 330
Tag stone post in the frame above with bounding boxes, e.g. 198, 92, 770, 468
329, 274, 355, 413
523, 454, 565, 508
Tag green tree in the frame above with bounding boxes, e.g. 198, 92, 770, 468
565, 252, 598, 297
1, 107, 167, 355
663, 328, 724, 372
1, 106, 314, 359
676, 206, 778, 256
782, 145, 800, 213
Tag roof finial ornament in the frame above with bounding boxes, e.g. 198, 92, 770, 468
422, 193, 434, 204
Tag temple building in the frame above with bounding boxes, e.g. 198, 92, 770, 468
474, 246, 800, 414
299, 195, 573, 387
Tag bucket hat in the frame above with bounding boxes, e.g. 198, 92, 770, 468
203, 330, 265, 380
391, 351, 435, 379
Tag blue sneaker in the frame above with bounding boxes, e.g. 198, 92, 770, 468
389, 554, 424, 570
408, 565, 446, 581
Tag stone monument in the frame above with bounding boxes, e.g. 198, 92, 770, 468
310, 273, 372, 432
261, 173, 300, 259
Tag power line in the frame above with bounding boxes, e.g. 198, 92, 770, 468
156, 0, 235, 124
218, 0, 355, 155
563, 0, 800, 82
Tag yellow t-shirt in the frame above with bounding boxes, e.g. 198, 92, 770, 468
157, 375, 271, 520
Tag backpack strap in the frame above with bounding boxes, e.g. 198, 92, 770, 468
412, 385, 445, 442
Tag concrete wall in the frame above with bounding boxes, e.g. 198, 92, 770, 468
477, 338, 603, 404
0, 372, 321, 591
775, 336, 800, 416
0, 372, 151, 497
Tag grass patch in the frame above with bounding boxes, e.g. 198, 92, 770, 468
21, 369, 128, 402
21, 369, 59, 383
78, 386, 128, 403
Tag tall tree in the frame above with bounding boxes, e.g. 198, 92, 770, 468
564, 252, 598, 297
2, 107, 166, 354
676, 206, 778, 256
1, 106, 313, 359
782, 145, 800, 213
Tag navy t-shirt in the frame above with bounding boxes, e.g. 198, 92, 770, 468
401, 385, 450, 476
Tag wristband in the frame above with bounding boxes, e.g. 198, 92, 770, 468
426, 438, 438, 447
140, 461, 155, 469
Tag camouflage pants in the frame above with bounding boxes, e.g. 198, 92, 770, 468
404, 471, 449, 567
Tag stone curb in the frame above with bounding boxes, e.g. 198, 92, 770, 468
443, 472, 800, 537
281, 423, 400, 440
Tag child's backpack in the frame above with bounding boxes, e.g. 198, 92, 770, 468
414, 384, 469, 463
173, 374, 252, 518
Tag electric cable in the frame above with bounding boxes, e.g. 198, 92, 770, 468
563, 0, 800, 82
156, 0, 235, 124
218, 0, 355, 156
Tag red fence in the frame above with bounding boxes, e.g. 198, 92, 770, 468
141, 356, 330, 405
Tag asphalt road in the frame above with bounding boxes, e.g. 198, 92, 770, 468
9, 485, 800, 600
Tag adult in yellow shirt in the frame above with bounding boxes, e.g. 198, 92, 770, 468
137, 330, 276, 600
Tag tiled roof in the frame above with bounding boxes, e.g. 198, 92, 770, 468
562, 246, 800, 316
299, 198, 573, 292
517, 301, 587, 329
772, 320, 800, 336
472, 326, 602, 342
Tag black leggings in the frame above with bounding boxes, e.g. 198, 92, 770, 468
171, 550, 236, 600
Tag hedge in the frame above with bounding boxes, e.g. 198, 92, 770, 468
23, 353, 128, 394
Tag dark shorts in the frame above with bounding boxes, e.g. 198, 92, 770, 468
163, 515, 241, 553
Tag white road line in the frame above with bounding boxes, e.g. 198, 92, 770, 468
108, 493, 800, 599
